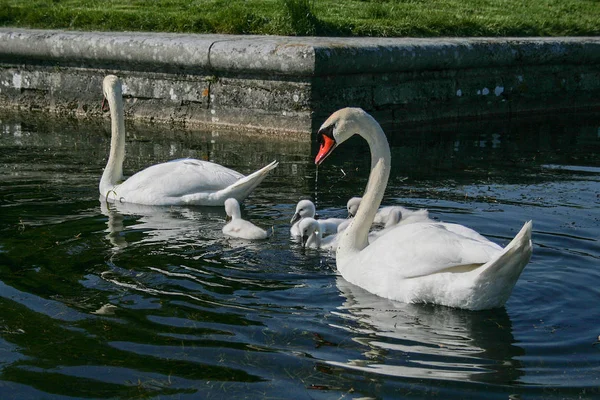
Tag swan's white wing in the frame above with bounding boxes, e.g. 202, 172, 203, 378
118, 159, 243, 198
440, 222, 500, 245
355, 222, 502, 279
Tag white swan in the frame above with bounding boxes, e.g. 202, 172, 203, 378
290, 199, 345, 237
315, 108, 533, 310
222, 198, 269, 240
298, 217, 339, 250
99, 75, 278, 206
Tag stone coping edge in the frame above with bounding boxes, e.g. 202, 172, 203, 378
2, 28, 600, 76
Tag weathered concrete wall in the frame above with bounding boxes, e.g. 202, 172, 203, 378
0, 29, 316, 135
309, 37, 600, 129
1, 29, 599, 137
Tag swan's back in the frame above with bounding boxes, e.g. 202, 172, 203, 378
340, 221, 531, 309
356, 222, 502, 279
110, 159, 244, 205
123, 159, 242, 192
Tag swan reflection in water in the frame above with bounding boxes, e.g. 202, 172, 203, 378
98, 199, 286, 311
328, 276, 525, 385
99, 199, 243, 306
100, 199, 225, 250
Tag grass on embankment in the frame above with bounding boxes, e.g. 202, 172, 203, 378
1, 0, 599, 37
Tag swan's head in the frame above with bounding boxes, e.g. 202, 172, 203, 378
102, 75, 122, 99
315, 107, 373, 165
346, 196, 362, 218
224, 198, 241, 221
290, 199, 316, 224
298, 217, 320, 248
102, 75, 123, 111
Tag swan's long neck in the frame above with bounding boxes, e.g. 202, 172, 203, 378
337, 119, 391, 266
99, 86, 126, 196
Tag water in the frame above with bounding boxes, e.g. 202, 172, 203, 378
0, 111, 599, 399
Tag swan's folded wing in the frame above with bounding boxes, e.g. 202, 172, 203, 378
120, 159, 243, 198
173, 159, 245, 190
440, 222, 501, 247
220, 160, 278, 192
361, 222, 502, 279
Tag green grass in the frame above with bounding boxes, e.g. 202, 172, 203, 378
1, 0, 599, 37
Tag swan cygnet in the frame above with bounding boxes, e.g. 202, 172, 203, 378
222, 198, 269, 240
347, 196, 431, 225
100, 75, 278, 206
290, 199, 345, 237
338, 197, 429, 233
346, 196, 362, 218
298, 217, 338, 250
368, 208, 403, 242
336, 196, 361, 233
314, 107, 533, 311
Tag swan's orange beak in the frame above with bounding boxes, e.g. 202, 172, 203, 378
315, 132, 336, 165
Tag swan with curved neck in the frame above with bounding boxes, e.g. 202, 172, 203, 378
315, 108, 533, 310
99, 75, 278, 206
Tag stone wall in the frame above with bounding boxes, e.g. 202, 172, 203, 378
1, 29, 599, 137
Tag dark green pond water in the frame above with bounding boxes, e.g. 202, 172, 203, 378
0, 111, 599, 399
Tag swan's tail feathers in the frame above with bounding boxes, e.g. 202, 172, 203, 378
475, 221, 533, 305
223, 160, 279, 202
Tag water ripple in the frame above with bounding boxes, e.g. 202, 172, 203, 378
1, 112, 599, 399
